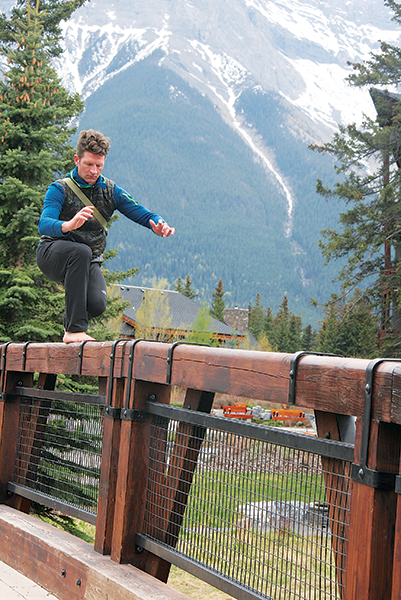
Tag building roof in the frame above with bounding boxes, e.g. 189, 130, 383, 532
118, 285, 235, 337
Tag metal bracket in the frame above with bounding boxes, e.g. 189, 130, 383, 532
0, 393, 17, 402
288, 351, 343, 405
78, 339, 91, 375
351, 357, 401, 489
124, 339, 145, 410
120, 408, 148, 422
22, 341, 37, 371
0, 342, 12, 401
103, 406, 121, 419
166, 341, 210, 385
395, 476, 401, 495
351, 462, 396, 490
106, 338, 131, 407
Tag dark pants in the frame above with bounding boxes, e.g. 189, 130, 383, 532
36, 240, 107, 333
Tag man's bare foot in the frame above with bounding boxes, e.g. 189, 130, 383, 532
63, 331, 95, 344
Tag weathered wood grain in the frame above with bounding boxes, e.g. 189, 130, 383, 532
347, 419, 401, 599
94, 377, 124, 556
0, 504, 191, 600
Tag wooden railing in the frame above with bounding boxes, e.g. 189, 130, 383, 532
0, 340, 400, 599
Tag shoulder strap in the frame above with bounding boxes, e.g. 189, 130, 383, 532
63, 178, 108, 229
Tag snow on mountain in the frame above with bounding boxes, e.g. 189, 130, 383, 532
55, 0, 401, 138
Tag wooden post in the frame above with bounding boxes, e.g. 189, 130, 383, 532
94, 341, 129, 556
110, 378, 172, 579
0, 354, 33, 503
94, 375, 124, 555
346, 418, 400, 599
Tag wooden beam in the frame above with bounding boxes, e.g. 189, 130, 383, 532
3, 342, 401, 423
0, 505, 191, 600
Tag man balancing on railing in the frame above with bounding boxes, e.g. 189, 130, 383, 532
36, 129, 175, 344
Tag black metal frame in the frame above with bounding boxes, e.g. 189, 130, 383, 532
135, 534, 272, 600
7, 482, 97, 525
141, 399, 353, 600
351, 357, 401, 489
146, 400, 354, 461
14, 386, 105, 406
7, 382, 104, 522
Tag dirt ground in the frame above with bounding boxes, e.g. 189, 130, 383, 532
168, 566, 235, 600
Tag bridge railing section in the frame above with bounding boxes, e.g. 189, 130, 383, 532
0, 340, 400, 600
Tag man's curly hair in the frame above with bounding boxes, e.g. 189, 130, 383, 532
76, 129, 111, 158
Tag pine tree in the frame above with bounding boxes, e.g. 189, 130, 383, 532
0, 1, 87, 58
316, 293, 378, 358
274, 294, 290, 352
182, 274, 198, 299
301, 324, 314, 351
288, 314, 302, 353
311, 0, 401, 355
263, 306, 276, 349
173, 276, 184, 294
210, 279, 225, 322
248, 293, 264, 341
0, 0, 84, 341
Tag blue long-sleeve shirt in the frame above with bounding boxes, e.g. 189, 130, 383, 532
38, 167, 162, 238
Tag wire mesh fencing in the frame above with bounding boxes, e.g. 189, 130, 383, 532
142, 412, 351, 600
11, 393, 103, 522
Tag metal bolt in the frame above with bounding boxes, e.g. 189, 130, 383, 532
358, 468, 365, 480
325, 431, 331, 439
365, 383, 370, 394
76, 578, 82, 586
61, 569, 66, 577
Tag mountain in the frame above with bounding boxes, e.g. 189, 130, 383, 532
3, 0, 401, 324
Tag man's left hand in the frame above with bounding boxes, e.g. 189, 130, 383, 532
150, 219, 175, 237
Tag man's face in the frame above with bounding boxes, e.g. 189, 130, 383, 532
74, 151, 106, 185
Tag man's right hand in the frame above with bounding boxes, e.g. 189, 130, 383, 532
61, 206, 94, 233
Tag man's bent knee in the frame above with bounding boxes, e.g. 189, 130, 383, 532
68, 242, 93, 265
88, 289, 107, 319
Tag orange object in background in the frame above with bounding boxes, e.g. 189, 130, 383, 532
271, 409, 307, 421
223, 404, 253, 419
